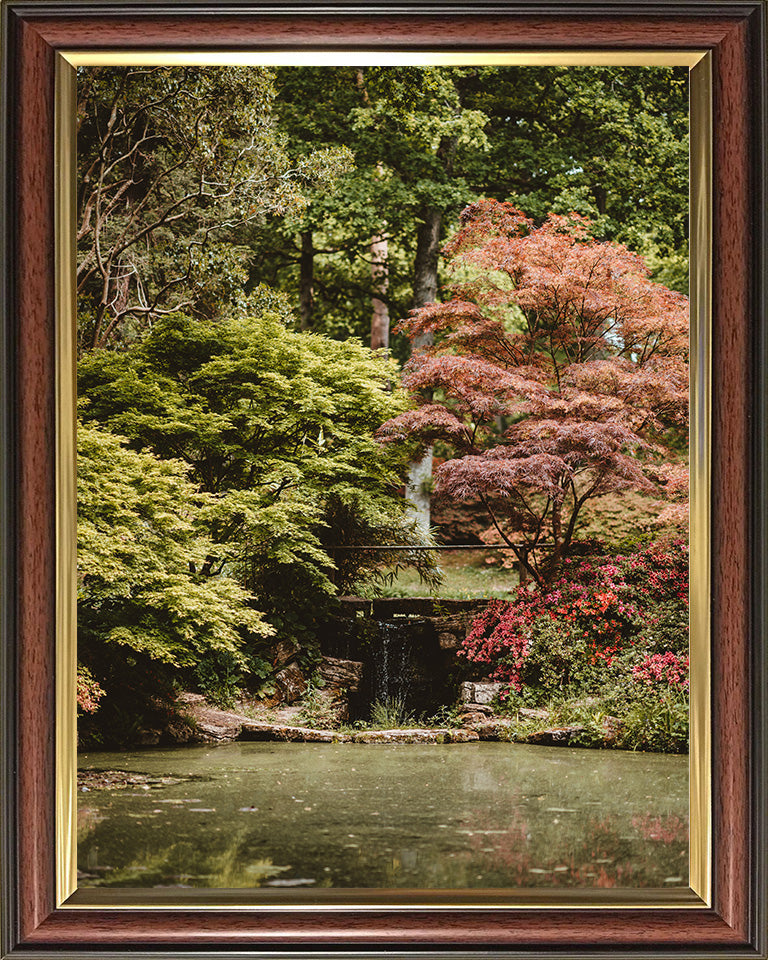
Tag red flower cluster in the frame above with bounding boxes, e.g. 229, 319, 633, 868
461, 598, 532, 689
460, 541, 689, 691
632, 651, 689, 690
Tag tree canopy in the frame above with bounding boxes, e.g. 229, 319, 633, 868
78, 310, 437, 626
379, 199, 689, 584
78, 419, 271, 665
76, 66, 351, 350
245, 65, 688, 353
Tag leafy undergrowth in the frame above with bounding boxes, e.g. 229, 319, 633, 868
495, 691, 689, 754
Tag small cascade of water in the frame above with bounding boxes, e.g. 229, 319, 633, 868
370, 619, 415, 708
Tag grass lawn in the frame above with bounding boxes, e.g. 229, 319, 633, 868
354, 549, 520, 600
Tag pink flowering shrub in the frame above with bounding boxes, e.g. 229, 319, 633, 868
76, 666, 105, 714
461, 540, 689, 701
632, 652, 689, 690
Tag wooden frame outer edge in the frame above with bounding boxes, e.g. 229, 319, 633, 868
748, 2, 768, 957
0, 0, 19, 956
0, 2, 765, 957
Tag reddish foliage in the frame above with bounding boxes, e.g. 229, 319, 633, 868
77, 667, 106, 714
380, 200, 689, 584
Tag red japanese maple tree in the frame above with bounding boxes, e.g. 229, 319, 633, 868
379, 200, 689, 585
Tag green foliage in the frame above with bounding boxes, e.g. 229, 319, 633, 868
77, 65, 352, 349
573, 491, 675, 550
464, 66, 689, 290
495, 688, 689, 754
614, 687, 689, 753
249, 65, 689, 351
294, 681, 342, 730
194, 651, 251, 710
424, 703, 464, 728
77, 421, 274, 744
79, 312, 429, 657
517, 618, 601, 698
78, 421, 271, 669
319, 492, 441, 595
370, 695, 416, 729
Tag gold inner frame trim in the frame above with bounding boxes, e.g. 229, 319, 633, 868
56, 49, 712, 911
62, 51, 706, 67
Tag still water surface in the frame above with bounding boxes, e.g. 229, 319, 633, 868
78, 742, 688, 889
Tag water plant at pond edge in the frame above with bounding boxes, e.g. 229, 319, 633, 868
294, 680, 345, 730
461, 540, 689, 752
369, 695, 417, 729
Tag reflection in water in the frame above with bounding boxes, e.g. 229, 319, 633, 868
78, 741, 688, 889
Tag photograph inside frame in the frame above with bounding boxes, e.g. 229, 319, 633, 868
74, 61, 691, 891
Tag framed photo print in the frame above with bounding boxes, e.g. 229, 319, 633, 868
1, 1, 766, 957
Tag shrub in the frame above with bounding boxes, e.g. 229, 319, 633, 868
460, 541, 689, 748
616, 688, 689, 753
295, 681, 342, 730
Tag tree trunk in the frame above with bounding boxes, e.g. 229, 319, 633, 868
370, 232, 389, 350
406, 205, 443, 533
412, 206, 442, 318
299, 229, 314, 331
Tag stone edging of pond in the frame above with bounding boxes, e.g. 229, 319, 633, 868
239, 723, 480, 743
172, 697, 620, 747
183, 701, 604, 747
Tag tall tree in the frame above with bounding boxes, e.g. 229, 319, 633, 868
254, 66, 688, 531
76, 65, 350, 350
379, 200, 689, 585
248, 66, 490, 356
250, 65, 688, 350
461, 65, 690, 292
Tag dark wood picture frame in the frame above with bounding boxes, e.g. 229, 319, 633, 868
1, 1, 766, 956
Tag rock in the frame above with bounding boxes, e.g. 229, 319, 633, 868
432, 613, 478, 650
274, 663, 307, 704
601, 715, 624, 744
317, 656, 363, 694
195, 721, 239, 741
240, 723, 348, 743
437, 632, 460, 650
525, 726, 586, 746
460, 711, 491, 726
459, 702, 494, 716
271, 638, 300, 669
136, 729, 161, 746
459, 681, 505, 705
519, 707, 550, 720
176, 692, 205, 705
352, 728, 472, 744
468, 718, 517, 740
446, 728, 480, 742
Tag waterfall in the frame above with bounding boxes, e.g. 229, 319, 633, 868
371, 620, 415, 707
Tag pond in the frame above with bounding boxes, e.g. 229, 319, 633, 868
78, 741, 688, 890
